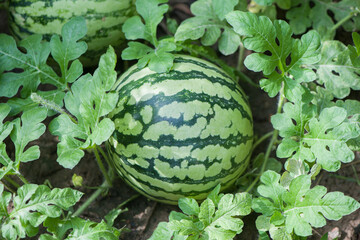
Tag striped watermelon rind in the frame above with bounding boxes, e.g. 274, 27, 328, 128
107, 55, 253, 204
8, 0, 136, 66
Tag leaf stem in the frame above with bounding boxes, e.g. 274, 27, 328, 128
3, 176, 20, 189
1, 180, 16, 194
30, 93, 77, 124
117, 193, 140, 209
245, 84, 285, 193
72, 180, 111, 217
330, 8, 359, 33
17, 173, 30, 185
96, 145, 112, 171
93, 146, 112, 186
236, 43, 245, 71
251, 131, 274, 151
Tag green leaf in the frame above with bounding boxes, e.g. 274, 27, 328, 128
226, 11, 321, 97
0, 184, 82, 240
43, 216, 123, 240
304, 107, 355, 171
178, 198, 200, 216
310, 40, 360, 99
204, 192, 252, 239
175, 0, 241, 55
0, 17, 86, 98
49, 47, 118, 169
283, 175, 360, 237
149, 222, 178, 240
0, 107, 47, 179
50, 17, 86, 85
0, 104, 13, 143
253, 171, 360, 237
198, 198, 216, 226
286, 0, 360, 37
0, 34, 56, 97
121, 0, 174, 73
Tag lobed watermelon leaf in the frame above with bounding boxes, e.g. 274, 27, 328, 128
252, 171, 360, 237
308, 40, 360, 99
272, 97, 357, 171
226, 11, 321, 97
0, 106, 47, 179
40, 217, 122, 240
151, 185, 252, 240
0, 17, 86, 99
286, 0, 360, 39
0, 183, 83, 240
175, 0, 241, 55
122, 0, 176, 73
49, 47, 118, 169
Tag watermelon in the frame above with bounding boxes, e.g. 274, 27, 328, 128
8, 0, 135, 66
107, 55, 253, 204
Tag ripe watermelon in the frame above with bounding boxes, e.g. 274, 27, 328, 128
8, 0, 135, 66
107, 55, 253, 204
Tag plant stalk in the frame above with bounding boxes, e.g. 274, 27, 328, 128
72, 180, 111, 217
245, 84, 285, 193
3, 176, 20, 189
93, 146, 112, 186
17, 173, 30, 185
251, 131, 274, 152
236, 43, 245, 72
330, 9, 359, 33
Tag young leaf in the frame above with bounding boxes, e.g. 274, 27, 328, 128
0, 184, 83, 240
0, 107, 47, 180
253, 171, 360, 237
226, 11, 321, 97
175, 0, 241, 55
168, 191, 252, 240
49, 47, 118, 169
0, 17, 86, 98
122, 0, 176, 73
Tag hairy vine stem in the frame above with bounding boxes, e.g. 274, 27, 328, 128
93, 146, 112, 186
245, 83, 285, 193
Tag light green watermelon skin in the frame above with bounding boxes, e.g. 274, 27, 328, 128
8, 0, 135, 66
107, 55, 253, 204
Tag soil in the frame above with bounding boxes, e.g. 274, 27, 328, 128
1, 1, 360, 240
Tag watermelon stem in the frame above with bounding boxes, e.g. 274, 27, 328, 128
93, 146, 112, 186
236, 42, 245, 72
72, 180, 111, 217
251, 131, 274, 152
245, 83, 285, 193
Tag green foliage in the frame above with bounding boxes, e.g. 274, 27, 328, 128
309, 40, 360, 99
0, 17, 86, 99
175, 0, 241, 55
49, 46, 118, 169
272, 88, 359, 171
150, 185, 252, 240
286, 0, 360, 39
252, 171, 360, 237
122, 0, 176, 73
0, 183, 83, 239
0, 106, 47, 179
40, 217, 122, 240
226, 11, 321, 97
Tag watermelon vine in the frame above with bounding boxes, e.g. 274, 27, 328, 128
0, 0, 360, 239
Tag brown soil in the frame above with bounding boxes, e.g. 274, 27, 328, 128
1, 2, 360, 240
